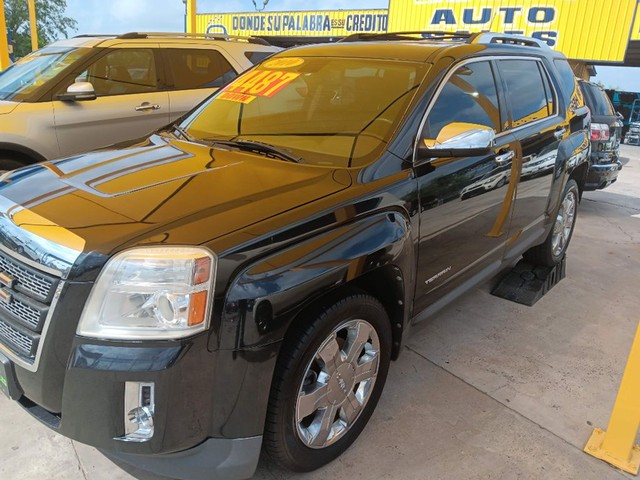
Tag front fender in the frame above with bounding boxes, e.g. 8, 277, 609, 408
220, 210, 413, 350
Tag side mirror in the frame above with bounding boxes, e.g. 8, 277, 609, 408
57, 82, 97, 102
418, 123, 496, 159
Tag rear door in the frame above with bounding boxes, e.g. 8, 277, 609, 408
162, 47, 240, 122
53, 46, 170, 157
496, 58, 564, 258
414, 59, 518, 312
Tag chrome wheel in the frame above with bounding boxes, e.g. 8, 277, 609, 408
551, 189, 577, 257
295, 319, 380, 449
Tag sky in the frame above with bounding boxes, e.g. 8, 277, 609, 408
63, 0, 639, 92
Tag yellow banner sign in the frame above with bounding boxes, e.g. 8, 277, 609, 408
197, 10, 389, 37
632, 3, 640, 41
388, 0, 638, 62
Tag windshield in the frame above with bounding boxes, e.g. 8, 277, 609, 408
181, 56, 429, 167
0, 47, 89, 101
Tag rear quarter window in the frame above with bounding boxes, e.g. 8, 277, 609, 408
581, 83, 615, 116
245, 51, 274, 65
553, 59, 578, 102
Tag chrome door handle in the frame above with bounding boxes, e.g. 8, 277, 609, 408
495, 150, 515, 166
554, 127, 567, 140
135, 103, 161, 112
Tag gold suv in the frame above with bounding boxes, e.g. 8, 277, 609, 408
0, 32, 279, 170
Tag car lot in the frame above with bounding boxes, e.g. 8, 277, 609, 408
1, 144, 639, 480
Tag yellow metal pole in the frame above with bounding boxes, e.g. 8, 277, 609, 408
28, 0, 38, 52
585, 321, 640, 474
0, 0, 10, 71
186, 0, 197, 34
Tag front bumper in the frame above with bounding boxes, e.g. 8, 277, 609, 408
6, 317, 280, 480
106, 436, 263, 480
9, 337, 277, 480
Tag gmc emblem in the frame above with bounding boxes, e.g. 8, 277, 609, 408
0, 272, 14, 289
0, 288, 12, 304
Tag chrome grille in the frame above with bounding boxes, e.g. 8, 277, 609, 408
0, 254, 54, 302
0, 297, 41, 330
0, 250, 59, 366
0, 319, 33, 356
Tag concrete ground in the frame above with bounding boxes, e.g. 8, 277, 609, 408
1, 146, 639, 480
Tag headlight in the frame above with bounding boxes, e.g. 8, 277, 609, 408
77, 247, 216, 340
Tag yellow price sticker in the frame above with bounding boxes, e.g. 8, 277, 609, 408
224, 70, 301, 98
263, 57, 305, 69
218, 91, 257, 104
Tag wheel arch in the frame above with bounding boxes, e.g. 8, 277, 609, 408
568, 159, 589, 200
548, 131, 590, 213
0, 142, 47, 166
276, 264, 406, 361
219, 210, 414, 356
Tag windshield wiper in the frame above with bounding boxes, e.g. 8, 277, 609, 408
206, 139, 302, 163
172, 125, 194, 142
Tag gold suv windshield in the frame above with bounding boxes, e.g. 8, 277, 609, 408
182, 56, 429, 167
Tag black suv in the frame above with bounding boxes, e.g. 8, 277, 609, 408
0, 32, 589, 480
579, 79, 624, 190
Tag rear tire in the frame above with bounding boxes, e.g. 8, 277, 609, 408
264, 293, 392, 472
524, 179, 579, 267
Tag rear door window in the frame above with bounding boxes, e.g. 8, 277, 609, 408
499, 59, 552, 128
538, 63, 556, 116
165, 49, 237, 90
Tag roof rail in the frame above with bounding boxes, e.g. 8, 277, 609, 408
471, 32, 551, 49
113, 32, 272, 46
338, 31, 551, 49
73, 34, 119, 38
339, 31, 473, 43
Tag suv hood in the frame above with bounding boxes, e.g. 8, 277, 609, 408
0, 100, 18, 115
0, 135, 352, 277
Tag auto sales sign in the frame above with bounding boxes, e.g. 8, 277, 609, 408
388, 0, 639, 62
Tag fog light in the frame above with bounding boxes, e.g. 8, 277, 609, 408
127, 406, 154, 438
116, 382, 155, 442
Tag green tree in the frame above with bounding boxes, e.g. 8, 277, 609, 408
4, 0, 77, 58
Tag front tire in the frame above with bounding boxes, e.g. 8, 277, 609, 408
524, 179, 579, 266
264, 293, 392, 472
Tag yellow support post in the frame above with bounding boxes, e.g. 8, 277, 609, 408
186, 0, 197, 34
0, 0, 10, 71
585, 321, 640, 474
28, 0, 37, 52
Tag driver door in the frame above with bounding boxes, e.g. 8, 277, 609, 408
413, 60, 518, 314
53, 46, 169, 158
